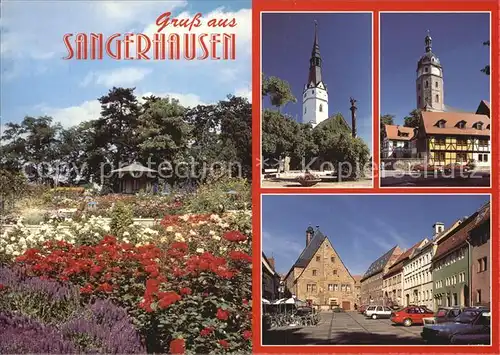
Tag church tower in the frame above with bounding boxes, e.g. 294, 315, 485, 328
302, 21, 329, 127
416, 31, 444, 112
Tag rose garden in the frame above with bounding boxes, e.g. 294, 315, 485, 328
0, 87, 252, 354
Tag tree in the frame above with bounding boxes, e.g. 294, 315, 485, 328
380, 114, 395, 143
403, 109, 421, 128
186, 96, 252, 181
93, 87, 142, 188
481, 40, 490, 76
137, 96, 190, 168
261, 73, 297, 111
0, 116, 63, 182
261, 110, 301, 166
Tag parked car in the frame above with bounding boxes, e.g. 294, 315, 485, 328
364, 305, 393, 319
421, 309, 490, 345
358, 305, 368, 314
391, 305, 434, 326
423, 307, 462, 325
443, 162, 470, 174
411, 164, 442, 173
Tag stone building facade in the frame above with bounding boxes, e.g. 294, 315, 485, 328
469, 202, 490, 307
284, 226, 357, 310
262, 253, 280, 301
383, 239, 428, 308
360, 246, 403, 305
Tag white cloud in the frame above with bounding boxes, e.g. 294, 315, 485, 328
234, 87, 252, 102
81, 67, 152, 87
1, 1, 188, 60
38, 101, 102, 128
37, 90, 206, 128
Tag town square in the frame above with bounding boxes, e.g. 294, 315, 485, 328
262, 195, 491, 345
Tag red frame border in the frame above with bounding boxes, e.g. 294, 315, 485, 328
251, 0, 499, 354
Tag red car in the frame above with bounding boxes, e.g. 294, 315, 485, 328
391, 306, 434, 326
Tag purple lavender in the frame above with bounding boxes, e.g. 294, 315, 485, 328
0, 312, 77, 353
62, 299, 146, 353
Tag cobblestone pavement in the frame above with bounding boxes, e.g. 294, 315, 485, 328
263, 311, 425, 345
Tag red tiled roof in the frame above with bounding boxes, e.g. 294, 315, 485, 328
421, 111, 490, 136
383, 239, 426, 279
433, 212, 480, 261
385, 124, 415, 141
470, 202, 490, 231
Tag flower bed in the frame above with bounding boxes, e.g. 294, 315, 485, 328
0, 210, 252, 354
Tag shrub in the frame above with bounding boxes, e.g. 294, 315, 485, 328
182, 177, 251, 214
110, 202, 134, 237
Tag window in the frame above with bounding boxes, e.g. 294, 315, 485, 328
435, 81, 439, 88
478, 154, 483, 162
346, 285, 351, 292
479, 139, 488, 148
484, 154, 489, 163
425, 67, 429, 73
435, 137, 445, 145
456, 121, 466, 129
435, 94, 439, 103
418, 84, 421, 91
341, 284, 346, 292
456, 152, 467, 163
319, 104, 323, 112
477, 289, 482, 304
328, 284, 334, 291
478, 257, 487, 272
334, 284, 339, 291
316, 256, 320, 262
304, 107, 307, 114
307, 284, 317, 292
312, 270, 317, 276
333, 270, 337, 275
418, 96, 421, 105
437, 120, 446, 128
475, 122, 483, 130
331, 256, 336, 263
425, 80, 429, 88
312, 90, 315, 94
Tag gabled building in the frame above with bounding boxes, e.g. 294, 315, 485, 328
383, 239, 428, 308
409, 33, 490, 167
382, 125, 415, 159
262, 252, 280, 301
432, 210, 481, 308
360, 245, 403, 305
469, 202, 491, 307
413, 110, 491, 167
284, 226, 357, 310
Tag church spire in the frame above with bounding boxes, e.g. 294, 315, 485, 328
308, 20, 322, 86
425, 29, 432, 52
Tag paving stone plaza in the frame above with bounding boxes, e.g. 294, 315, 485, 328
263, 311, 424, 345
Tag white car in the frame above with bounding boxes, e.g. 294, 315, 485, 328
364, 305, 393, 319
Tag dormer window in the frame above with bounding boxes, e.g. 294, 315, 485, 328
473, 122, 483, 130
455, 120, 466, 129
398, 131, 409, 137
436, 119, 446, 128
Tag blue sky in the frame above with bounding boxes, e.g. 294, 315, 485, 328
381, 13, 490, 123
261, 13, 373, 151
262, 194, 490, 276
1, 1, 250, 129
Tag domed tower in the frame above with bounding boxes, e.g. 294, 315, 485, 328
416, 31, 444, 112
302, 21, 329, 127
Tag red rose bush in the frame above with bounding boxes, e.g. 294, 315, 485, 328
9, 210, 252, 354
